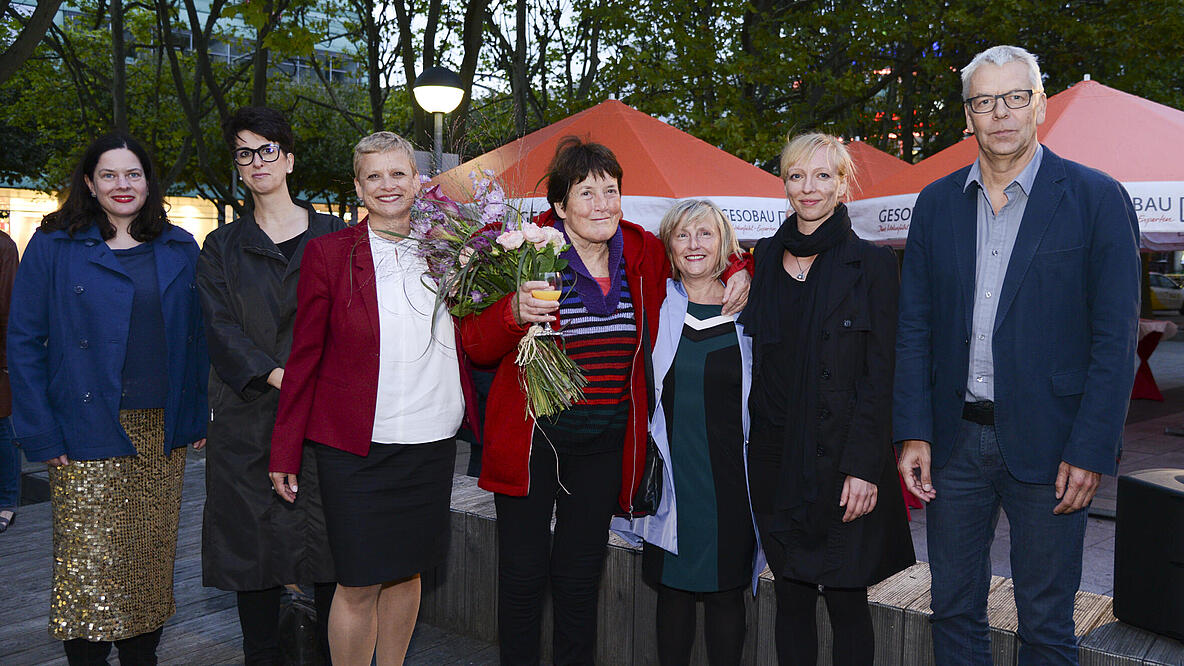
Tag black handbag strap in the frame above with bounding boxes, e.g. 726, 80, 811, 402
640, 314, 657, 420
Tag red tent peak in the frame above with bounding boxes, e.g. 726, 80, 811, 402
431, 100, 784, 201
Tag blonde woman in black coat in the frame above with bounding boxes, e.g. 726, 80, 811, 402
739, 132, 914, 665
197, 107, 342, 664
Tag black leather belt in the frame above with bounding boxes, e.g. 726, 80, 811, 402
962, 401, 995, 425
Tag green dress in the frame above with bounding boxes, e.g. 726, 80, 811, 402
643, 302, 755, 592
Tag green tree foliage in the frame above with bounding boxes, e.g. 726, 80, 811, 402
1, 0, 1182, 201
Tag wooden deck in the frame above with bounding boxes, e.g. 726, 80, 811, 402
0, 451, 496, 665
5, 449, 1182, 665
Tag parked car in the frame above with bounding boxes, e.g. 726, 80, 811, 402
1148, 272, 1184, 312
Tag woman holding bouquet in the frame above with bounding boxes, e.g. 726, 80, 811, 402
269, 131, 476, 665
459, 137, 751, 665
739, 132, 914, 665
197, 106, 340, 665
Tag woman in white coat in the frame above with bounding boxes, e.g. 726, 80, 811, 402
613, 200, 764, 665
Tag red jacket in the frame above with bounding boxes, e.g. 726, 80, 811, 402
270, 221, 478, 474
461, 216, 668, 514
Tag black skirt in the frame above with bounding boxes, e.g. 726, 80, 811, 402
314, 438, 456, 586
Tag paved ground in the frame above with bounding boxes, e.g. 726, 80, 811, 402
905, 319, 1184, 596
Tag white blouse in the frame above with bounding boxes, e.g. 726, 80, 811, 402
368, 227, 465, 444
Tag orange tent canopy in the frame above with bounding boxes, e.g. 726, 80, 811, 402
848, 79, 1184, 248
432, 99, 785, 201
845, 140, 909, 195
859, 79, 1184, 200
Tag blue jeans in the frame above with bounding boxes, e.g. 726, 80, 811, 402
927, 419, 1087, 665
0, 417, 19, 509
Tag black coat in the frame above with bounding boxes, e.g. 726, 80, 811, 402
196, 203, 344, 590
749, 232, 915, 588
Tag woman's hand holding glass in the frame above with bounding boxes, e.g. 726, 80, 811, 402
514, 279, 561, 328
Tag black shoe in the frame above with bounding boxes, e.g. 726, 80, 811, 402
0, 510, 14, 533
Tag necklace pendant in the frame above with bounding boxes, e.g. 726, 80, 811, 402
796, 272, 804, 280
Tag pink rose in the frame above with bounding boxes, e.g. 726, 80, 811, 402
497, 230, 525, 250
521, 222, 546, 244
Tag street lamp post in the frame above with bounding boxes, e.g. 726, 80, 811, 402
412, 67, 465, 175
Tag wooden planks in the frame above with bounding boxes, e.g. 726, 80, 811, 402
0, 459, 499, 666
7, 463, 1181, 666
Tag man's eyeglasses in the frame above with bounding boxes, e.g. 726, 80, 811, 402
963, 89, 1039, 114
232, 143, 282, 166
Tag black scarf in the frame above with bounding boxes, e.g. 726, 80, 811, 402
740, 204, 853, 535
740, 203, 852, 344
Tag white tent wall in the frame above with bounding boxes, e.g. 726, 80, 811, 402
848, 182, 1184, 251
511, 195, 787, 242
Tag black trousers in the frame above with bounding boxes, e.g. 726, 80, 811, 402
494, 444, 622, 665
655, 584, 748, 665
63, 627, 163, 666
237, 583, 335, 665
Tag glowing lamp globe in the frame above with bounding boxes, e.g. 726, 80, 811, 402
413, 67, 464, 114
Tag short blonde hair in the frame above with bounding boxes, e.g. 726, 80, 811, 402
352, 131, 417, 178
658, 199, 741, 281
779, 132, 857, 200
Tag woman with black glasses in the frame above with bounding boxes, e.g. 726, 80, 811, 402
197, 107, 341, 665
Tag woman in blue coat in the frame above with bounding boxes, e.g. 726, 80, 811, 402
8, 132, 208, 665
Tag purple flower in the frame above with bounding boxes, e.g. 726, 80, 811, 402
470, 290, 484, 304
421, 184, 462, 216
470, 233, 492, 252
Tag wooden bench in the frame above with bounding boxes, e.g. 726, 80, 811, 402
421, 474, 1184, 664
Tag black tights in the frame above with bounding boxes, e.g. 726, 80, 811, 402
655, 585, 747, 665
63, 626, 163, 666
775, 578, 873, 666
237, 583, 336, 665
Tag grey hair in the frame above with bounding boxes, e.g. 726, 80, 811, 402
961, 45, 1044, 99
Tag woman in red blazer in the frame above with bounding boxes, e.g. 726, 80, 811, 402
269, 131, 475, 665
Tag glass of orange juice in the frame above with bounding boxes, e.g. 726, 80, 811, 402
531, 271, 563, 336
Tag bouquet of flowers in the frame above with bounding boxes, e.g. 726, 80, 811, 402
409, 170, 587, 419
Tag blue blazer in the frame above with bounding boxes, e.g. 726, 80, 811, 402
893, 147, 1140, 483
9, 224, 208, 462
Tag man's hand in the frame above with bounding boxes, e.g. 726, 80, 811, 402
191, 438, 207, 450
1053, 461, 1100, 514
840, 475, 878, 522
45, 454, 69, 468
721, 270, 750, 316
897, 439, 936, 502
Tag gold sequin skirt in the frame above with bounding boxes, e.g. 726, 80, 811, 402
48, 409, 186, 641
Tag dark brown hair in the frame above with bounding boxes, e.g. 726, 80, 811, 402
222, 106, 295, 154
544, 136, 623, 207
40, 132, 167, 241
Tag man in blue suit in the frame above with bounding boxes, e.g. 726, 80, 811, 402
894, 45, 1140, 664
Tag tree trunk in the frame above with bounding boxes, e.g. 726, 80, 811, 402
111, 0, 127, 132
252, 46, 268, 107
365, 1, 383, 132
451, 0, 491, 143
0, 0, 64, 86
511, 0, 527, 136
251, 0, 273, 107
900, 66, 915, 162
